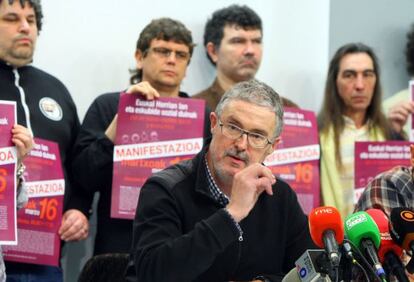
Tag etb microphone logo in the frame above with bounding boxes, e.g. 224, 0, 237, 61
299, 267, 307, 278
401, 210, 414, 222
298, 253, 313, 279
345, 213, 367, 229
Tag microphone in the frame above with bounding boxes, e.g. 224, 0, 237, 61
308, 206, 344, 267
294, 249, 332, 282
282, 267, 301, 282
344, 211, 386, 280
389, 207, 414, 274
366, 208, 408, 282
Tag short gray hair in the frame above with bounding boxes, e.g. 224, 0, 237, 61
215, 79, 284, 139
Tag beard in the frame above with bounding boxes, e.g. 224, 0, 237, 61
10, 44, 34, 61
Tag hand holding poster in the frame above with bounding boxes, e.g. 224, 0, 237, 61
264, 108, 320, 214
354, 141, 411, 204
3, 138, 65, 266
111, 94, 205, 219
0, 101, 18, 245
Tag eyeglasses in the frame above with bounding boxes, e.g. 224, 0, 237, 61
218, 120, 273, 149
147, 47, 190, 61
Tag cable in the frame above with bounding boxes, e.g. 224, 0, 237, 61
343, 238, 384, 282
353, 259, 370, 282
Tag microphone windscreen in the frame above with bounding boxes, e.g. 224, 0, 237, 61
282, 267, 301, 282
344, 211, 380, 249
308, 206, 344, 248
366, 209, 403, 263
366, 208, 388, 231
390, 207, 414, 251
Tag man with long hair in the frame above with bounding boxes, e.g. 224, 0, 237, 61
318, 43, 401, 217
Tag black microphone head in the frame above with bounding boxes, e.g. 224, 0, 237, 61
389, 207, 414, 251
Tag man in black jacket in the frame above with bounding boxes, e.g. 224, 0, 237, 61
0, 0, 89, 280
72, 18, 210, 256
126, 79, 314, 282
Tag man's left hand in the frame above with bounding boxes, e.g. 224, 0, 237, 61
58, 209, 89, 241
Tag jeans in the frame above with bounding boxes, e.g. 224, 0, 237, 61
5, 264, 62, 282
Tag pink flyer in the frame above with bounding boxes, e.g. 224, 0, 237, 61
264, 108, 320, 214
410, 80, 414, 141
354, 141, 411, 204
3, 138, 65, 266
111, 93, 205, 219
0, 101, 18, 245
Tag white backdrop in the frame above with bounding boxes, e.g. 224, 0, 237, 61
34, 0, 330, 120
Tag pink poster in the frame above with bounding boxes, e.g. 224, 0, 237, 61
354, 141, 411, 204
410, 80, 414, 141
264, 108, 320, 214
0, 101, 18, 245
3, 138, 65, 266
111, 93, 205, 219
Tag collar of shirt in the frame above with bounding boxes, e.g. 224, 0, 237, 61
204, 156, 229, 207
343, 115, 372, 131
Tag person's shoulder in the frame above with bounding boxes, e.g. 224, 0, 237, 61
193, 88, 210, 99
361, 166, 411, 198
178, 91, 190, 98
95, 92, 120, 102
149, 158, 196, 190
194, 79, 219, 98
91, 92, 121, 107
25, 65, 65, 85
380, 165, 411, 183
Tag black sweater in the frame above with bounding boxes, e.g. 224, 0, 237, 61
125, 146, 315, 282
0, 60, 90, 214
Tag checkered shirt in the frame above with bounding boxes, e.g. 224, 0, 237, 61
355, 166, 414, 217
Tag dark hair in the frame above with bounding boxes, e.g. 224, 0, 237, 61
129, 17, 194, 84
406, 23, 414, 76
318, 42, 392, 168
204, 4, 262, 65
0, 0, 43, 31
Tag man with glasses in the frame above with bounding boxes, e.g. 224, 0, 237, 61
125, 79, 314, 281
71, 18, 210, 256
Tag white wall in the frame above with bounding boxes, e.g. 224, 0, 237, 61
32, 1, 330, 281
329, 0, 414, 99
34, 0, 330, 120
